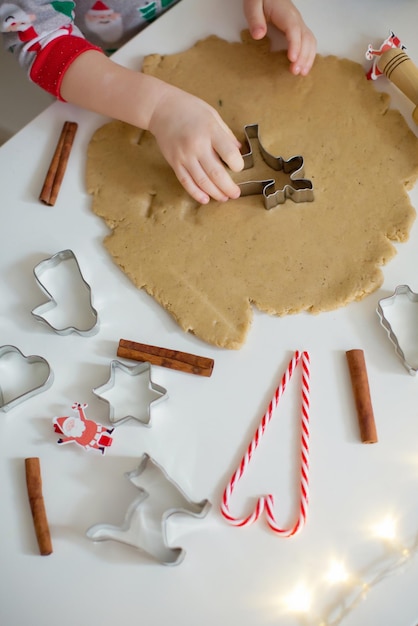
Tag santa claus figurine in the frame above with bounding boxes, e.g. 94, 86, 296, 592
53, 402, 114, 454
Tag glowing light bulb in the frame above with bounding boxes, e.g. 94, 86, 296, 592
373, 515, 397, 541
325, 560, 349, 584
285, 583, 312, 613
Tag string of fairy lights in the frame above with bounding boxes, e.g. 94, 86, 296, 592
282, 515, 418, 625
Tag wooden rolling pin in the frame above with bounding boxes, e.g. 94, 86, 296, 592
377, 47, 418, 124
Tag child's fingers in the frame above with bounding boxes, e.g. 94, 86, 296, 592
151, 92, 244, 203
182, 129, 244, 203
175, 156, 241, 205
297, 43, 316, 76
219, 144, 245, 174
286, 28, 302, 66
243, 0, 267, 40
287, 28, 317, 75
176, 162, 211, 204
197, 152, 241, 201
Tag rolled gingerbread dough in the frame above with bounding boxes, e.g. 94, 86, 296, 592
86, 32, 418, 349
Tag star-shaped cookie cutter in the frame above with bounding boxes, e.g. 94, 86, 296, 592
93, 359, 168, 426
238, 123, 314, 209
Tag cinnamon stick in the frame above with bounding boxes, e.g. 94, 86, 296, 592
345, 349, 378, 444
25, 457, 53, 555
39, 121, 78, 206
117, 338, 214, 377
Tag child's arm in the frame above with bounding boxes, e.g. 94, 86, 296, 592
243, 0, 317, 75
60, 50, 244, 205
0, 0, 243, 204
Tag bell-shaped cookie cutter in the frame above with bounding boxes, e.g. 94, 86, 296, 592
31, 249, 99, 336
377, 284, 418, 375
0, 345, 54, 411
92, 359, 168, 426
238, 123, 314, 209
86, 453, 211, 565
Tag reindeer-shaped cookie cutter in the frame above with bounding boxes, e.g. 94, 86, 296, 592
237, 123, 314, 209
86, 453, 211, 565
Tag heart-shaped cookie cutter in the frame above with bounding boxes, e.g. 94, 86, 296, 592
377, 284, 418, 375
0, 345, 54, 411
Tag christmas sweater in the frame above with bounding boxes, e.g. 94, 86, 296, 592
0, 0, 180, 98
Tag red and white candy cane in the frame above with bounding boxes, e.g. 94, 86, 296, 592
220, 350, 311, 537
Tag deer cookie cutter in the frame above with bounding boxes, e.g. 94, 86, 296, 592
86, 453, 211, 565
32, 249, 99, 336
377, 285, 418, 375
92, 359, 168, 426
237, 123, 314, 209
0, 345, 53, 412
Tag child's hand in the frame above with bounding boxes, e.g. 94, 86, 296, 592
149, 86, 244, 205
243, 0, 316, 76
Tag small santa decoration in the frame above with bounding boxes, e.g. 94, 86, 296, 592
365, 30, 406, 80
53, 402, 114, 454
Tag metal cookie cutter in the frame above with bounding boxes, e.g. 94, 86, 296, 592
238, 123, 314, 209
0, 345, 53, 412
32, 249, 99, 336
93, 360, 168, 426
377, 285, 418, 375
86, 453, 211, 565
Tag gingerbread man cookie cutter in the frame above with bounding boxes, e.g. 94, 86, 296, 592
32, 249, 99, 336
237, 123, 314, 209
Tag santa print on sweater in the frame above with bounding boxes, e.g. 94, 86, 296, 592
84, 0, 123, 44
53, 402, 114, 454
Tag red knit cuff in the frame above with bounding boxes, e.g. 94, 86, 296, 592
30, 36, 103, 100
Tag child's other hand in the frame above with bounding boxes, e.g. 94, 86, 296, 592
243, 0, 316, 76
149, 87, 244, 205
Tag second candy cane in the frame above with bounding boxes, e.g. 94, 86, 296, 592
220, 350, 311, 537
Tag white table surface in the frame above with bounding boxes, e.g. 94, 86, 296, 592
2, 1, 418, 624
